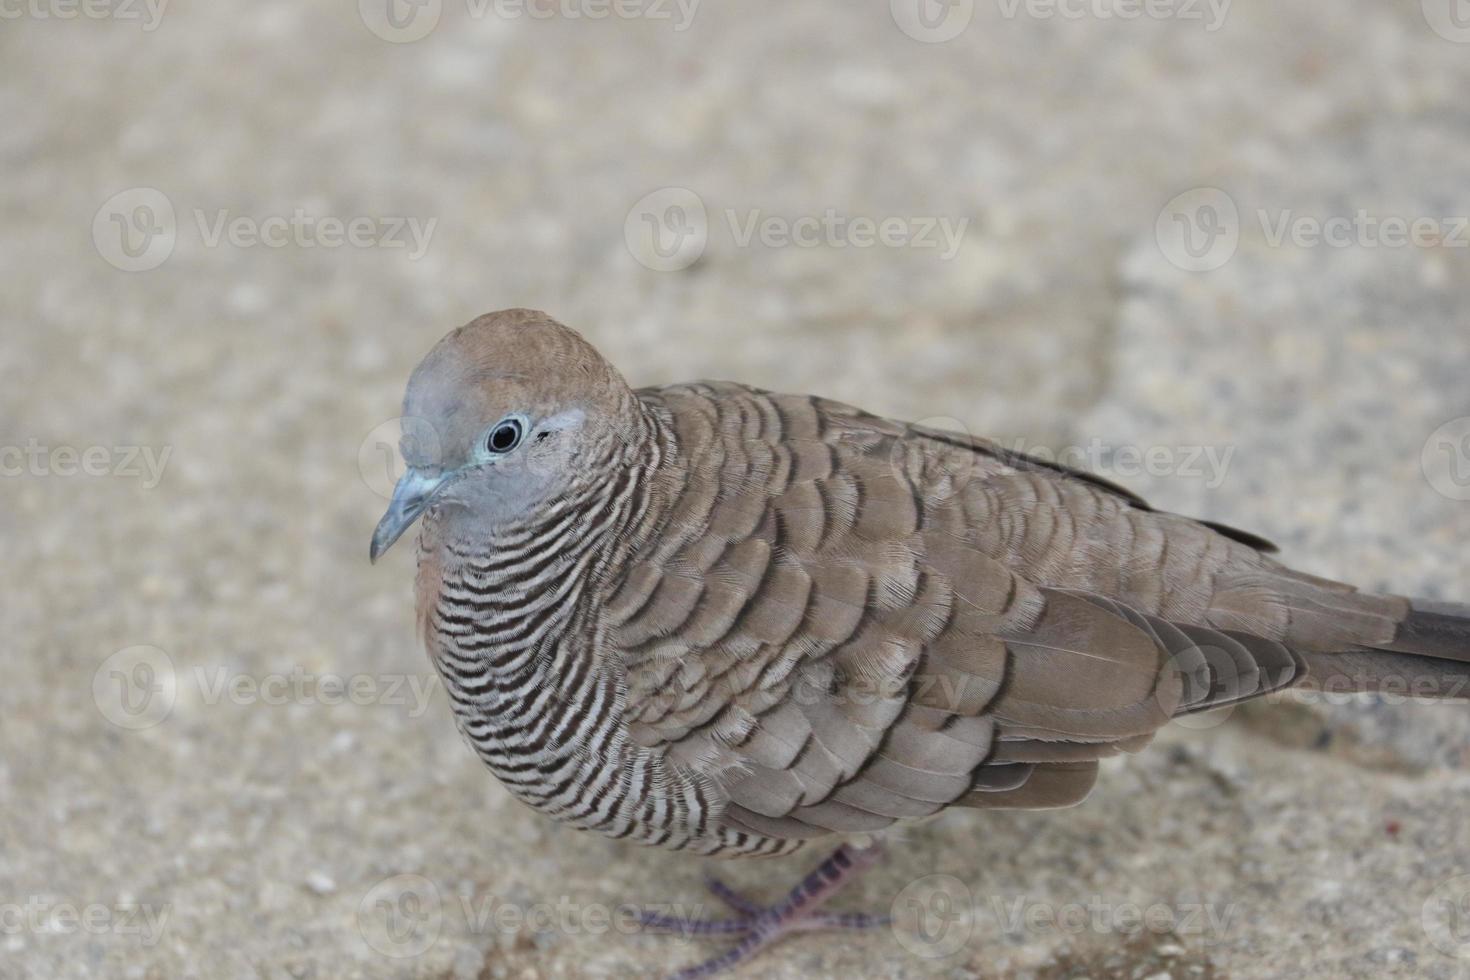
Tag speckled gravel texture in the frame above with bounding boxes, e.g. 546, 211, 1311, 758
3, 2, 1470, 978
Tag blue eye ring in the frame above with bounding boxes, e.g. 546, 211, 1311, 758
485, 417, 525, 454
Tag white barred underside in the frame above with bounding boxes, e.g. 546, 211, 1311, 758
421, 409, 796, 858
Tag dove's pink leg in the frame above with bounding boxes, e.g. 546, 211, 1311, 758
640, 841, 889, 979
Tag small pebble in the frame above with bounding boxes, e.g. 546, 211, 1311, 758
305, 871, 336, 895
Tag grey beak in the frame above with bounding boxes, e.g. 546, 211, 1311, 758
370, 468, 449, 563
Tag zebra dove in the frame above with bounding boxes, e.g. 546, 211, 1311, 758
371, 309, 1470, 978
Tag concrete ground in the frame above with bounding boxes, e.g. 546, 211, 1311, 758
3, 1, 1470, 976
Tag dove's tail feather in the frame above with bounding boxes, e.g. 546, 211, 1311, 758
1298, 598, 1470, 700
1383, 599, 1470, 660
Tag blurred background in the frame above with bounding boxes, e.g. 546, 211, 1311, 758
4, 1, 1470, 977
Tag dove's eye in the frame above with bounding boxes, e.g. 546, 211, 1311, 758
485, 417, 525, 454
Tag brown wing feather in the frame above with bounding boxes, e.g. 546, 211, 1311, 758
612, 383, 1404, 844
907, 419, 1280, 553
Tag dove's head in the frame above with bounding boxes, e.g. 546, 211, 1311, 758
370, 309, 638, 562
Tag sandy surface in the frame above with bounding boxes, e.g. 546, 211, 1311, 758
4, 1, 1470, 976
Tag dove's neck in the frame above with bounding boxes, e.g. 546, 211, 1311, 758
413, 400, 702, 840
